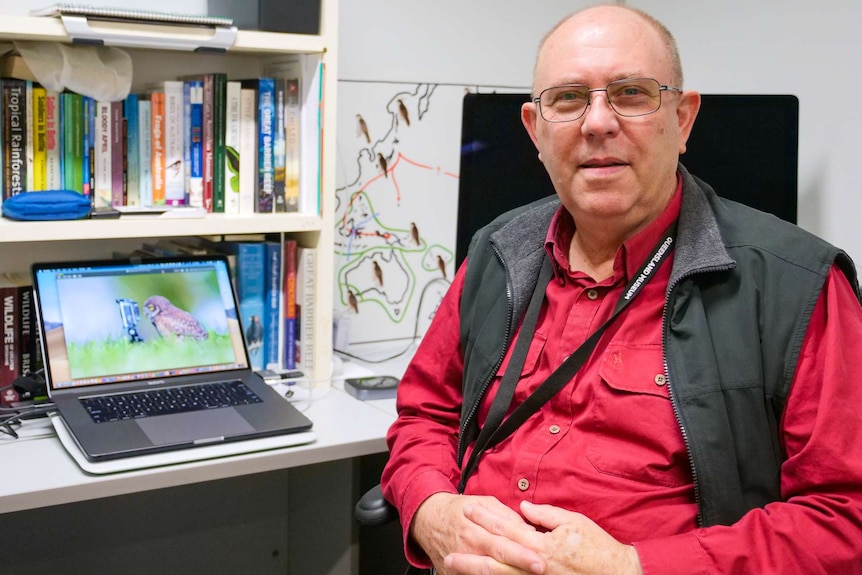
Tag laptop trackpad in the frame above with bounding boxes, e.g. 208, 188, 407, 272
137, 408, 254, 445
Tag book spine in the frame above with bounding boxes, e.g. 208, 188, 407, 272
16, 284, 36, 380
223, 80, 241, 215
284, 78, 301, 213
163, 80, 185, 205
81, 97, 91, 198
296, 247, 316, 372
264, 241, 282, 370
182, 81, 191, 205
150, 91, 166, 205
61, 93, 74, 195
5, 79, 26, 198
24, 81, 33, 192
0, 285, 20, 403
202, 74, 214, 211
283, 239, 298, 370
44, 90, 61, 190
258, 78, 276, 213
212, 73, 227, 213
138, 98, 152, 207
188, 82, 204, 208
238, 88, 257, 215
69, 93, 84, 196
124, 94, 140, 206
94, 100, 112, 207
85, 96, 95, 200
111, 101, 124, 206
272, 78, 287, 213
32, 85, 47, 190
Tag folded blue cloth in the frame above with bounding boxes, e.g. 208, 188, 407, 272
2, 190, 92, 221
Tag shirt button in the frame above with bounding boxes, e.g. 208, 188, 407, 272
549, 425, 561, 434
517, 478, 530, 491
654, 374, 667, 386
587, 289, 599, 300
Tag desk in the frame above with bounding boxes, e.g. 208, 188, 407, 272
1, 384, 398, 575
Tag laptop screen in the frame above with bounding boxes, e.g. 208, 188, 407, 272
33, 256, 250, 392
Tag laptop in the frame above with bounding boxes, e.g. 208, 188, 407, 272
31, 254, 314, 463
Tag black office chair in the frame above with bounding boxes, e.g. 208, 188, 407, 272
355, 483, 397, 526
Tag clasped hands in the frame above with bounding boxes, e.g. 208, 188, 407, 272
410, 492, 643, 575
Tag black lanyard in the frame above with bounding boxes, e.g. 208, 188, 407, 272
458, 221, 677, 492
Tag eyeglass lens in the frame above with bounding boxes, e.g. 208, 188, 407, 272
538, 78, 664, 122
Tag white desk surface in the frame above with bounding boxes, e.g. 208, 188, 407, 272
0, 385, 397, 515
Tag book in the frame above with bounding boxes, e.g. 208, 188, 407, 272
188, 81, 204, 208
240, 78, 275, 213
150, 90, 166, 205
295, 246, 316, 372
0, 275, 34, 405
272, 78, 287, 213
284, 78, 301, 212
282, 239, 298, 370
212, 73, 227, 213
182, 81, 191, 204
111, 101, 124, 206
264, 240, 282, 370
124, 93, 140, 206
63, 92, 83, 195
215, 241, 267, 370
137, 97, 152, 207
32, 84, 47, 190
94, 100, 112, 207
238, 87, 257, 215
223, 80, 241, 215
24, 80, 33, 192
4, 273, 40, 384
82, 96, 94, 198
163, 80, 185, 205
44, 89, 61, 189
3, 78, 27, 198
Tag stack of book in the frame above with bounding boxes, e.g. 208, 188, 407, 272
0, 59, 317, 214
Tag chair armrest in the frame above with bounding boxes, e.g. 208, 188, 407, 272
355, 483, 398, 526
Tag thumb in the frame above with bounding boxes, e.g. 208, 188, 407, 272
520, 500, 580, 531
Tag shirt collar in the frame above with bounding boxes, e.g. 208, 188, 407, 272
545, 172, 683, 282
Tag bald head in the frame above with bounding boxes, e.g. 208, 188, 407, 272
532, 5, 683, 96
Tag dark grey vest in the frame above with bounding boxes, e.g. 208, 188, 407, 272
458, 167, 860, 527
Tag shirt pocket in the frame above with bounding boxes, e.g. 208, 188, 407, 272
585, 342, 692, 487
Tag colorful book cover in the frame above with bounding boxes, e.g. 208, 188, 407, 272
138, 97, 152, 207
295, 246, 316, 371
4, 78, 27, 198
163, 80, 185, 205
32, 84, 47, 190
44, 90, 61, 190
264, 240, 282, 370
81, 96, 92, 198
111, 101, 124, 206
223, 80, 241, 215
217, 241, 266, 370
94, 100, 112, 207
238, 87, 257, 215
24, 80, 33, 191
284, 78, 301, 213
188, 81, 204, 208
150, 90, 166, 205
282, 239, 298, 370
124, 93, 140, 206
241, 78, 275, 213
64, 92, 84, 196
212, 73, 227, 213
0, 278, 21, 404
272, 78, 287, 213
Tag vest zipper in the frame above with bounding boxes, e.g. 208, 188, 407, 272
662, 263, 733, 528
457, 243, 515, 472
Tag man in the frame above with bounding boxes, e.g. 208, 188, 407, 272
381, 4, 862, 574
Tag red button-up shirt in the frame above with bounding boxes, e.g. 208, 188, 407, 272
382, 184, 862, 573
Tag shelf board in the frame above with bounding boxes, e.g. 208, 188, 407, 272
0, 213, 323, 243
0, 15, 327, 55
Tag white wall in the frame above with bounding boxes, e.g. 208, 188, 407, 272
340, 0, 862, 258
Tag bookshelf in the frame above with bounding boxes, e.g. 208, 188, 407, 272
0, 4, 337, 384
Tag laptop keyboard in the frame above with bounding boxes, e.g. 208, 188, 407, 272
80, 380, 263, 424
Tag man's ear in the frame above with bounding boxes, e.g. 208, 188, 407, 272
677, 90, 701, 155
521, 101, 543, 162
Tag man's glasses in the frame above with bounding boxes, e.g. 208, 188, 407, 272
533, 78, 682, 123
